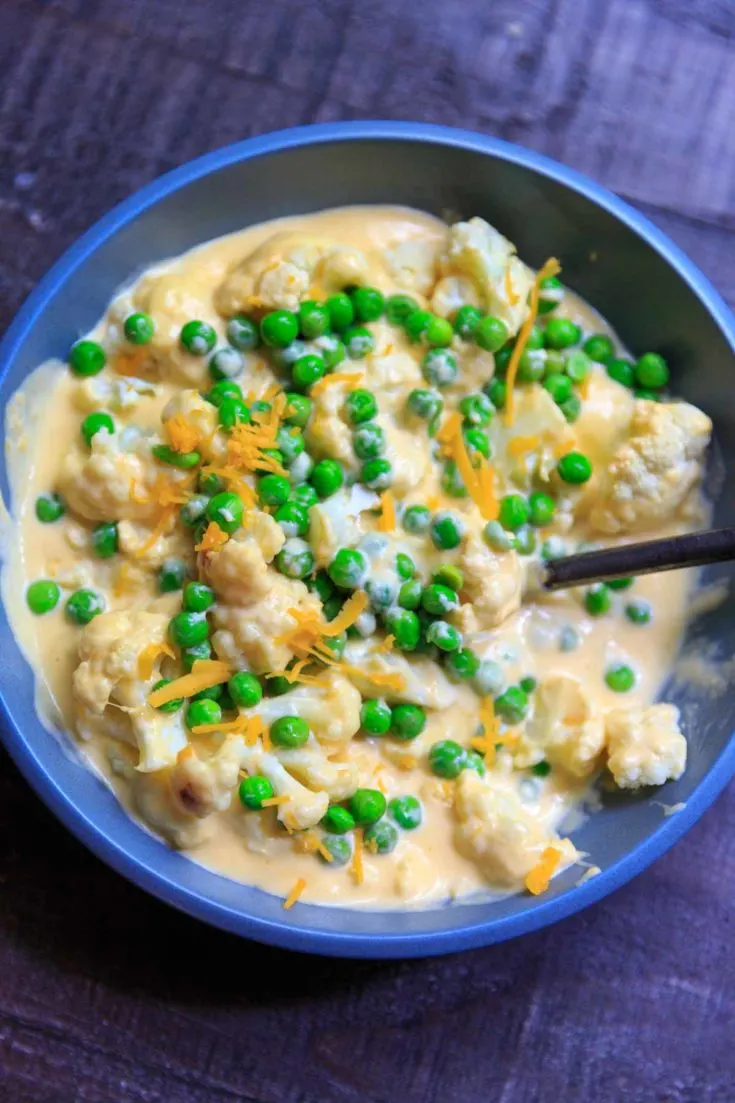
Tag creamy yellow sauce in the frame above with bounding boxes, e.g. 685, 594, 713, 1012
1, 206, 710, 909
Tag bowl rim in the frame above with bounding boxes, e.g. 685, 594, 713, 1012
2, 119, 735, 958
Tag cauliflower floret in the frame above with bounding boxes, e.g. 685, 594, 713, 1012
605, 704, 687, 789
161, 388, 227, 462
452, 536, 523, 633
384, 238, 441, 296
589, 400, 712, 534
73, 610, 187, 771
304, 378, 359, 466
383, 423, 433, 495
527, 675, 606, 778
454, 770, 578, 889
211, 577, 320, 673
117, 523, 186, 569
202, 512, 285, 604
277, 745, 359, 801
430, 275, 479, 319
343, 640, 458, 708
432, 218, 534, 336
239, 746, 329, 829
215, 232, 373, 315
363, 347, 423, 413
309, 485, 379, 567
170, 737, 246, 818
491, 385, 576, 490
72, 374, 157, 414
59, 429, 175, 523
243, 672, 361, 745
132, 771, 214, 849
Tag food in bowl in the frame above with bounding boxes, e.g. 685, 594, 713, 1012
3, 206, 712, 910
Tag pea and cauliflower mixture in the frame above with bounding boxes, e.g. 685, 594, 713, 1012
6, 207, 712, 909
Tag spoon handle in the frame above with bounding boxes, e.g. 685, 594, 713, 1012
543, 526, 735, 591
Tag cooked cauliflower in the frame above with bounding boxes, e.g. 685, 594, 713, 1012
589, 400, 712, 534
72, 374, 157, 414
161, 388, 226, 462
491, 386, 576, 490
384, 237, 441, 296
239, 745, 329, 829
605, 704, 687, 789
451, 536, 523, 633
527, 675, 606, 778
383, 423, 433, 495
432, 218, 534, 336
73, 610, 187, 771
305, 378, 360, 466
202, 512, 285, 604
215, 232, 374, 315
244, 672, 361, 745
309, 485, 379, 566
59, 429, 176, 523
343, 640, 458, 708
454, 770, 578, 888
277, 745, 359, 801
363, 347, 423, 413
132, 771, 214, 849
170, 738, 246, 818
211, 577, 321, 674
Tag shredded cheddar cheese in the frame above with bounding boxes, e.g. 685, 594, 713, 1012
505, 266, 520, 306
190, 713, 263, 737
376, 634, 395, 654
351, 828, 364, 885
137, 641, 175, 681
195, 521, 229, 553
165, 415, 201, 454
437, 413, 499, 520
377, 490, 396, 532
508, 434, 542, 458
283, 877, 307, 910
310, 371, 364, 397
525, 846, 562, 896
148, 660, 231, 707
504, 257, 561, 425
260, 795, 290, 808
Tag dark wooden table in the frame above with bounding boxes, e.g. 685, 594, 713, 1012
2, 2, 735, 1100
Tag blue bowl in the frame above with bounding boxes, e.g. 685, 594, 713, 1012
2, 121, 735, 958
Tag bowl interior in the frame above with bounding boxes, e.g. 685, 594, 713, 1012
2, 126, 734, 955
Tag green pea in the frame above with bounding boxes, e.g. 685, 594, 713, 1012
625, 599, 652, 625
392, 554, 413, 582
206, 491, 244, 534
260, 309, 299, 348
320, 835, 353, 865
407, 387, 443, 422
186, 698, 222, 729
635, 388, 661, 402
151, 679, 184, 713
459, 392, 494, 427
238, 775, 274, 810
634, 352, 669, 390
605, 664, 636, 693
387, 703, 425, 741
181, 640, 212, 672
365, 820, 398, 855
124, 312, 155, 345
253, 447, 285, 476
426, 620, 462, 652
475, 316, 509, 352
35, 493, 65, 523
428, 740, 466, 779
528, 491, 556, 527
349, 788, 387, 826
169, 611, 209, 648
159, 558, 188, 593
270, 715, 310, 748
361, 458, 392, 490
584, 583, 612, 616
323, 595, 345, 622
316, 333, 346, 371
218, 396, 250, 429
219, 673, 261, 713
430, 511, 464, 550
444, 648, 480, 681
453, 304, 483, 339
425, 316, 454, 348
494, 685, 528, 723
275, 538, 314, 580
69, 339, 106, 376
276, 426, 305, 466
402, 504, 430, 534
531, 760, 552, 778
397, 579, 422, 611
499, 493, 530, 532
291, 484, 319, 509
557, 451, 592, 484
182, 581, 215, 614
421, 582, 459, 616
180, 320, 216, 356
258, 473, 290, 508
431, 564, 462, 592
360, 698, 392, 735
328, 547, 367, 590
91, 521, 118, 559
207, 379, 243, 407
404, 309, 433, 343
560, 394, 582, 422
152, 444, 201, 469
226, 315, 260, 351
353, 422, 385, 460
344, 326, 375, 359
514, 526, 537, 556
543, 318, 581, 350
81, 411, 114, 447
351, 286, 385, 323
26, 579, 60, 615
474, 659, 505, 697
516, 348, 546, 383
209, 347, 244, 381
321, 806, 357, 835
537, 275, 565, 314
179, 495, 208, 529
386, 294, 419, 325
520, 676, 537, 694
65, 588, 104, 625
483, 519, 515, 552
543, 372, 574, 405
284, 392, 313, 428
345, 388, 378, 425
265, 673, 293, 696
192, 683, 223, 703
325, 293, 355, 331
606, 358, 636, 389
565, 351, 590, 385
485, 377, 506, 409
463, 427, 490, 460
608, 576, 634, 591
422, 349, 458, 388
274, 501, 309, 538
311, 458, 344, 499
298, 300, 331, 339
493, 346, 513, 375
292, 353, 325, 390
583, 334, 614, 363
384, 608, 420, 651
442, 460, 468, 500
388, 795, 422, 830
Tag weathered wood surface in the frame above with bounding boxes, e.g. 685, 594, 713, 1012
1, 2, 735, 1100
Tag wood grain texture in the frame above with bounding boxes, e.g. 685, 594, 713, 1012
1, 1, 735, 1100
